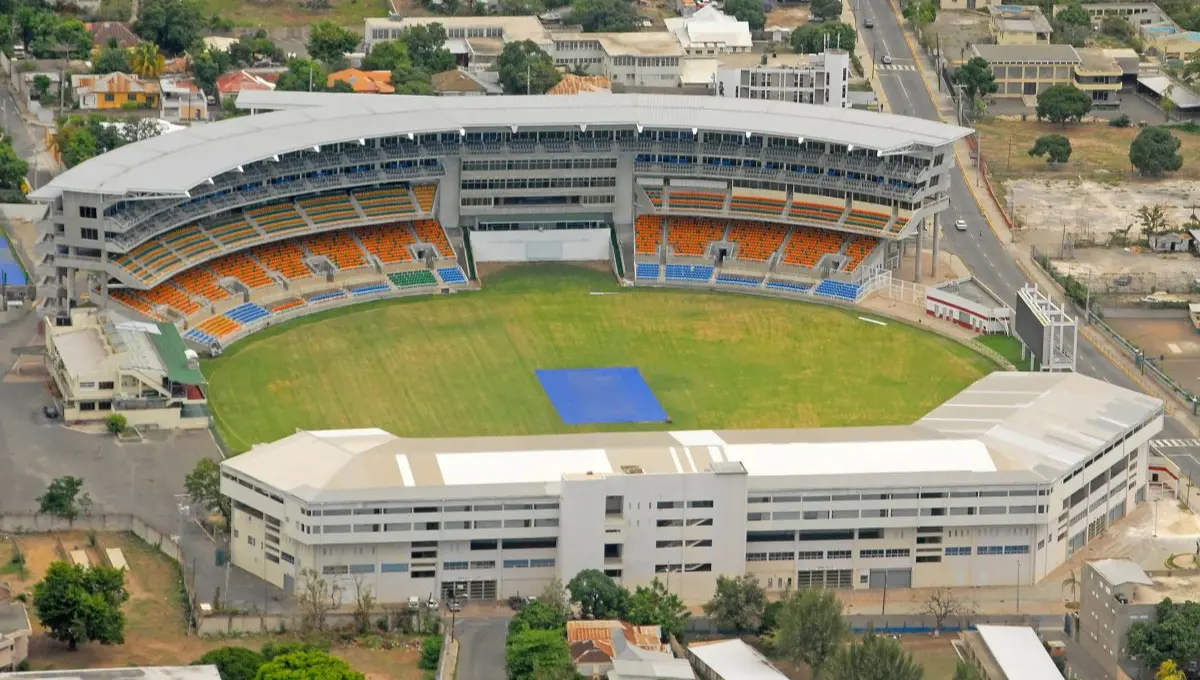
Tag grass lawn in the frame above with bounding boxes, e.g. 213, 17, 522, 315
976, 334, 1038, 371
775, 635, 962, 679
1, 533, 423, 679
203, 264, 997, 453
198, 0, 389, 28
974, 119, 1200, 186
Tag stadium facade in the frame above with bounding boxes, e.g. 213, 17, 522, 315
221, 372, 1161, 604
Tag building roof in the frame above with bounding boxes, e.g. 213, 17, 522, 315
1076, 48, 1122, 75
609, 656, 695, 680
1138, 75, 1200, 109
34, 93, 971, 199
149, 322, 205, 385
989, 4, 1053, 34
87, 21, 140, 48
71, 72, 160, 95
220, 372, 1160, 502
687, 639, 788, 680
5, 668, 222, 679
1091, 559, 1154, 587
547, 73, 611, 95
216, 70, 277, 96
430, 69, 492, 94
665, 6, 753, 50
970, 44, 1080, 64
588, 32, 685, 58
0, 600, 30, 636
327, 69, 395, 94
974, 626, 1062, 680
365, 15, 550, 44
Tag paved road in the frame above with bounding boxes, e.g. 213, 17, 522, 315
454, 617, 509, 680
856, 0, 1197, 450
0, 87, 52, 190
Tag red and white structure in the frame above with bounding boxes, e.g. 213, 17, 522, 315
926, 276, 1012, 334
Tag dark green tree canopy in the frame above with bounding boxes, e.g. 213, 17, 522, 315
953, 57, 998, 102
1036, 84, 1092, 127
505, 629, 574, 680
567, 0, 640, 33
790, 23, 856, 55
37, 476, 92, 522
509, 600, 568, 636
307, 21, 359, 66
194, 647, 266, 680
827, 633, 923, 680
1127, 598, 1200, 670
33, 562, 130, 651
134, 0, 206, 55
724, 0, 766, 31
627, 578, 689, 640
1129, 127, 1184, 177
567, 568, 629, 620
703, 574, 767, 634
185, 458, 232, 531
774, 588, 848, 679
93, 46, 133, 74
811, 0, 843, 22
497, 40, 562, 95
1028, 133, 1073, 164
253, 649, 364, 680
0, 135, 29, 192
1057, 1, 1090, 26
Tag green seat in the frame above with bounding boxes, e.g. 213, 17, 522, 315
388, 270, 437, 288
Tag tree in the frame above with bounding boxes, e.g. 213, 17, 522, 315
1127, 599, 1200, 672
811, 0, 843, 22
134, 0, 206, 55
105, 413, 127, 435
703, 574, 766, 634
1162, 84, 1177, 123
790, 23, 856, 54
55, 19, 95, 58
307, 21, 359, 66
509, 600, 568, 636
1061, 569, 1080, 604
1057, 1, 1090, 26
254, 649, 364, 680
1133, 204, 1173, 237
1028, 134, 1072, 164
295, 568, 341, 631
276, 58, 330, 92
627, 578, 688, 639
953, 57, 998, 104
418, 635, 442, 671
194, 647, 266, 680
261, 641, 326, 662
827, 633, 923, 680
567, 568, 629, 620
130, 42, 166, 78
539, 577, 573, 620
506, 629, 574, 680
903, 0, 936, 28
1158, 659, 1187, 680
361, 40, 413, 72
192, 48, 231, 99
567, 0, 640, 33
953, 661, 984, 680
774, 588, 848, 679
1035, 84, 1092, 127
724, 0, 766, 31
185, 458, 231, 530
497, 40, 562, 95
0, 142, 29, 191
37, 476, 92, 522
922, 588, 973, 635
32, 74, 52, 102
1054, 23, 1091, 47
33, 562, 129, 650
92, 46, 132, 74
351, 575, 375, 634
228, 31, 284, 66
1130, 127, 1183, 177
396, 24, 456, 73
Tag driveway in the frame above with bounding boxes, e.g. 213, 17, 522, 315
454, 617, 509, 680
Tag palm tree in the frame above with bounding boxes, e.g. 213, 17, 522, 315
1061, 569, 1080, 605
130, 42, 166, 79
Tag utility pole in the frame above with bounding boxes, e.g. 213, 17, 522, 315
1015, 559, 1021, 615
526, 62, 531, 95
881, 571, 888, 617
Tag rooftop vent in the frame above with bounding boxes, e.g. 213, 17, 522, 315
620, 465, 645, 474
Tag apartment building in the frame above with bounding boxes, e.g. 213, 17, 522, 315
1078, 559, 1162, 680
713, 50, 850, 107
220, 372, 1161, 605
970, 44, 1121, 103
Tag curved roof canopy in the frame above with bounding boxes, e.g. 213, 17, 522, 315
33, 93, 972, 200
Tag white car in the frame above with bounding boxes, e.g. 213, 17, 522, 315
881, 55, 893, 65
954, 219, 968, 231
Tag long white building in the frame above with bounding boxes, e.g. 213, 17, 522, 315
219, 372, 1161, 604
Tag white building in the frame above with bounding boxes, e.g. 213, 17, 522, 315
553, 33, 686, 88
714, 50, 851, 106
926, 276, 1013, 335
364, 16, 553, 70
664, 6, 753, 57
219, 372, 1161, 605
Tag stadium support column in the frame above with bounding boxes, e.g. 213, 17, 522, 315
931, 214, 940, 280
914, 221, 924, 283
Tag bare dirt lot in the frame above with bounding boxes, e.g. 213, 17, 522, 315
766, 5, 812, 26
928, 10, 990, 65
0, 532, 423, 679
1106, 314, 1200, 375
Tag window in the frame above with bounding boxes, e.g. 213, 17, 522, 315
916, 555, 942, 563
281, 553, 295, 564
978, 546, 1004, 556
945, 547, 972, 556
797, 551, 823, 560
688, 500, 714, 508
247, 536, 256, 546
827, 550, 852, 559
657, 501, 681, 509
530, 558, 555, 568
349, 564, 375, 574
504, 559, 530, 569
322, 565, 349, 575
80, 228, 98, 240
381, 563, 408, 573
79, 206, 97, 219
860, 549, 885, 559
1003, 545, 1030, 554
442, 561, 469, 571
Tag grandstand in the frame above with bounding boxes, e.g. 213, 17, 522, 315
32, 93, 969, 346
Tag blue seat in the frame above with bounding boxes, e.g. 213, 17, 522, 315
716, 274, 761, 287
664, 264, 713, 282
184, 329, 217, 344
814, 279, 860, 302
438, 267, 467, 284
351, 284, 390, 296
308, 291, 347, 303
635, 263, 660, 280
766, 280, 812, 293
225, 303, 269, 324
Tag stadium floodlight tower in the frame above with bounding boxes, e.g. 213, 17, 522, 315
1013, 284, 1078, 372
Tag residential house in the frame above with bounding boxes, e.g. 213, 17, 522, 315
216, 70, 277, 102
988, 5, 1054, 45
1148, 231, 1192, 252
86, 21, 139, 49
609, 645, 695, 680
327, 69, 395, 94
686, 639, 789, 680
0, 600, 31, 672
71, 72, 160, 110
959, 625, 1063, 680
160, 78, 208, 122
430, 69, 501, 96
567, 620, 668, 678
664, 6, 753, 56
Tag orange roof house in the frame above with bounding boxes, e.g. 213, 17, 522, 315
566, 620, 668, 674
327, 69, 395, 94
548, 73, 611, 95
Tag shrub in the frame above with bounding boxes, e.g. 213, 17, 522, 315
419, 635, 443, 671
105, 413, 127, 434
1109, 114, 1132, 128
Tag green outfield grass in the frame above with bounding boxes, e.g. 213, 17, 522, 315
203, 265, 999, 453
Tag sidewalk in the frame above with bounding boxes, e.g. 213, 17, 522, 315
843, 2, 891, 114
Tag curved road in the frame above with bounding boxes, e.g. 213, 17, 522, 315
857, 0, 1197, 452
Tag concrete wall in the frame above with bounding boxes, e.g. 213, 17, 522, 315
471, 228, 611, 263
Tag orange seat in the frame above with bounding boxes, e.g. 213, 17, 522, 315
781, 227, 847, 268
174, 266, 229, 303
413, 219, 452, 258
253, 241, 311, 280
667, 217, 724, 257
413, 184, 437, 213
843, 236, 879, 271
727, 221, 786, 261
141, 281, 200, 316
669, 190, 725, 212
209, 252, 273, 288
299, 194, 358, 225
195, 315, 240, 339
635, 215, 663, 256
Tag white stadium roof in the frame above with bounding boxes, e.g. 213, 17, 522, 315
32, 93, 972, 200
221, 372, 1161, 502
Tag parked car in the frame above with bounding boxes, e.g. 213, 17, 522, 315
448, 600, 463, 613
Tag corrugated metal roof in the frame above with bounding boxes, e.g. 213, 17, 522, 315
33, 93, 972, 199
975, 626, 1063, 680
1091, 559, 1154, 586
